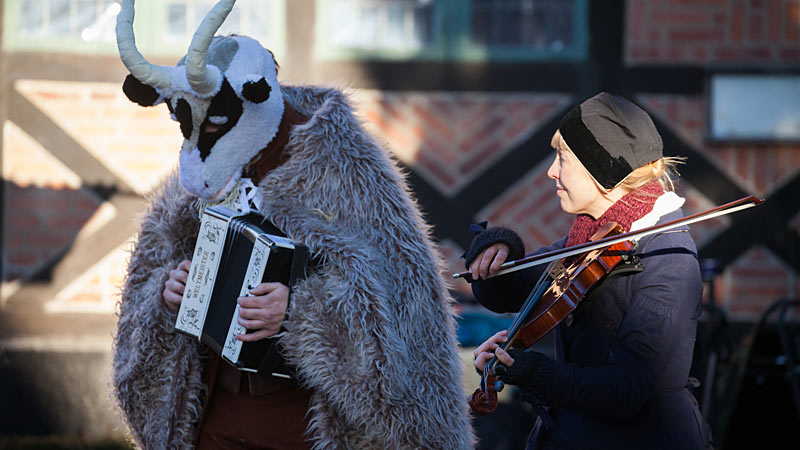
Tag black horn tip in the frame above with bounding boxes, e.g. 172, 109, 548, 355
122, 74, 161, 107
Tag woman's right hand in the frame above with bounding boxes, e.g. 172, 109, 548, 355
163, 259, 191, 312
468, 243, 510, 281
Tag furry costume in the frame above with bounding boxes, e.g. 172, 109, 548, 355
113, 84, 476, 449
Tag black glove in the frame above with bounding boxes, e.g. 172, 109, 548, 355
461, 223, 525, 269
494, 349, 551, 396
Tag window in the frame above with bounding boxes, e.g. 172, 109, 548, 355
315, 0, 587, 62
466, 0, 586, 61
709, 75, 800, 142
4, 0, 285, 58
316, 0, 442, 60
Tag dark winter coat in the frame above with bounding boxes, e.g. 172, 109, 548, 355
472, 209, 713, 450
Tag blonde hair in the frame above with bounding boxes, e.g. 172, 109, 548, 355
550, 129, 685, 193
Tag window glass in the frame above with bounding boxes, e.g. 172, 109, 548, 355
316, 0, 586, 61
323, 0, 437, 53
4, 0, 285, 58
710, 75, 800, 142
471, 0, 574, 50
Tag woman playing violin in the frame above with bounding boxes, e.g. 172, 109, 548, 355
467, 92, 713, 450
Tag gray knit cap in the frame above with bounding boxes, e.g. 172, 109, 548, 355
558, 92, 663, 190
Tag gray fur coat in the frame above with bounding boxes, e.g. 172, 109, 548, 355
113, 84, 475, 449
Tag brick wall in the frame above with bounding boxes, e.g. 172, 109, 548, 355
627, 0, 800, 64
2, 80, 179, 312
627, 0, 800, 320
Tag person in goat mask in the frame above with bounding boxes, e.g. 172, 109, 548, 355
113, 1, 474, 448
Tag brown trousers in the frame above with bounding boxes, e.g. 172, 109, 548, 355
195, 356, 313, 450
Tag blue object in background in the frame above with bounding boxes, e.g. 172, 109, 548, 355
456, 311, 514, 348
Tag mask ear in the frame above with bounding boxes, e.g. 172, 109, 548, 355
122, 74, 163, 107
242, 78, 271, 103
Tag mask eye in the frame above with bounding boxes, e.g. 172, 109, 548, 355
208, 115, 228, 125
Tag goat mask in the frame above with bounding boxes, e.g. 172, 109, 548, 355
116, 0, 283, 202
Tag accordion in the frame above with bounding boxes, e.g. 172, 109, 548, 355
175, 205, 309, 377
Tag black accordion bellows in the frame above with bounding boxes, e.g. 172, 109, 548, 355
176, 206, 309, 377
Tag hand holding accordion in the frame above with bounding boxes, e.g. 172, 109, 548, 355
175, 205, 309, 377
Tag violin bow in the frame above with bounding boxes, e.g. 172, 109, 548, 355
453, 195, 764, 282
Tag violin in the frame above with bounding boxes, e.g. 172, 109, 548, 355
469, 222, 634, 415
463, 195, 764, 415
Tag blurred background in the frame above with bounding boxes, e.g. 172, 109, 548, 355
1, 0, 799, 449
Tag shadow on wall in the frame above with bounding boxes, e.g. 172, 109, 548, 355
0, 348, 128, 442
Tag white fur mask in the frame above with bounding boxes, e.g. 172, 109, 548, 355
116, 0, 284, 201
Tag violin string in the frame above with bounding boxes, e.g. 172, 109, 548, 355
500, 261, 554, 353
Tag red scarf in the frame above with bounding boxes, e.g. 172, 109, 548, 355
565, 180, 664, 248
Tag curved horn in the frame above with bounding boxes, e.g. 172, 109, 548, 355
185, 0, 236, 95
115, 0, 171, 90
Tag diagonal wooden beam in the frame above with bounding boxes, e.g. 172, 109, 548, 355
403, 100, 575, 248
8, 89, 136, 195
649, 115, 750, 205
699, 173, 800, 273
3, 192, 145, 313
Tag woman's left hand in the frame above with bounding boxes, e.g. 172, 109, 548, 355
236, 282, 289, 341
473, 330, 516, 372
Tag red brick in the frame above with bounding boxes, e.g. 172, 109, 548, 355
74, 197, 102, 212
749, 15, 765, 42
779, 48, 800, 61
459, 137, 503, 176
787, 2, 800, 40
28, 232, 71, 248
690, 46, 709, 61
46, 215, 92, 230
415, 151, 456, 189
753, 149, 767, 194
652, 11, 710, 25
9, 193, 68, 212
526, 224, 557, 248
90, 91, 116, 101
713, 46, 772, 60
488, 187, 532, 222
460, 114, 503, 152
669, 0, 728, 5
382, 123, 412, 152
731, 1, 745, 42
420, 132, 457, 165
767, 0, 782, 42
412, 104, 454, 141
33, 90, 81, 100
505, 117, 533, 140
463, 103, 496, 130
8, 213, 42, 230
629, 0, 646, 40
531, 101, 557, 122
427, 98, 455, 118
8, 251, 38, 265
730, 285, 789, 297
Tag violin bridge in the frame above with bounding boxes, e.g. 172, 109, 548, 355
547, 260, 567, 280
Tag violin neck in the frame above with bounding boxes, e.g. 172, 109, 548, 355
503, 261, 555, 349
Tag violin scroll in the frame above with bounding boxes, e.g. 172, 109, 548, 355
468, 371, 499, 415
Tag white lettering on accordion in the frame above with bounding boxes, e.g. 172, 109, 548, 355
222, 238, 271, 366
175, 211, 229, 337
